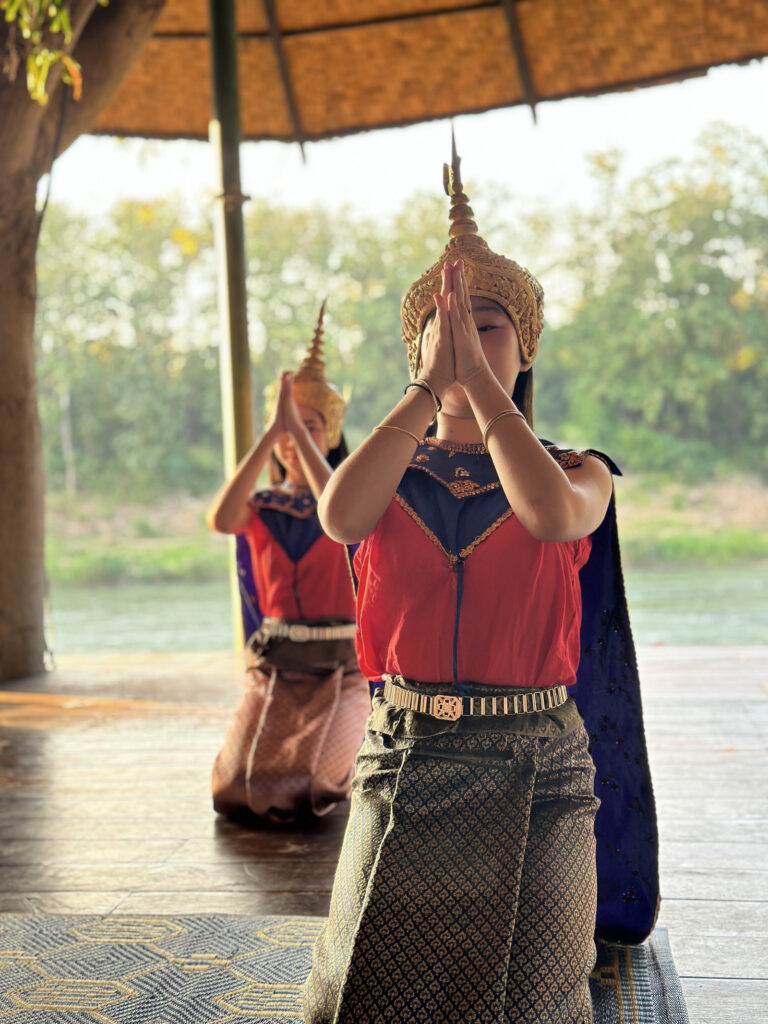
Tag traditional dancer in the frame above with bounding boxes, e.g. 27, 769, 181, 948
302, 146, 658, 1022
207, 305, 370, 824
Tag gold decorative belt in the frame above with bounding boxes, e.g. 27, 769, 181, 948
258, 618, 356, 643
381, 675, 569, 722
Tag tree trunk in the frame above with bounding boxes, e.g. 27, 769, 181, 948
0, 173, 45, 681
0, 0, 166, 682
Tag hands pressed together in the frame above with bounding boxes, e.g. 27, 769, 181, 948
267, 371, 305, 440
207, 370, 327, 533
419, 259, 491, 401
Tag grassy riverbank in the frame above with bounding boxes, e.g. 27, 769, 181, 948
46, 492, 227, 585
46, 534, 227, 585
615, 474, 768, 564
45, 474, 768, 586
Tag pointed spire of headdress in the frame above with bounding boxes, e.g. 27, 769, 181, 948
284, 299, 347, 448
296, 299, 327, 382
443, 126, 479, 240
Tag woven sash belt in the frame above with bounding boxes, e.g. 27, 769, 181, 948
382, 674, 569, 722
257, 618, 356, 643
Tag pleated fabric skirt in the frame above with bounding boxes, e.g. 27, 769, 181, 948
302, 687, 600, 1023
211, 640, 370, 823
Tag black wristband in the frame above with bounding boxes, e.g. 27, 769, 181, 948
404, 380, 442, 413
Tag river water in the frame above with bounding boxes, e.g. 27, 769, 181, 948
44, 565, 767, 655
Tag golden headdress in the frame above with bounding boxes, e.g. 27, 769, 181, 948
400, 136, 544, 377
265, 301, 347, 448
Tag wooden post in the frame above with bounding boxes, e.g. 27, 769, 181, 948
208, 0, 253, 649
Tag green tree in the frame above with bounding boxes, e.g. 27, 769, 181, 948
36, 123, 768, 519
541, 124, 768, 475
37, 199, 221, 498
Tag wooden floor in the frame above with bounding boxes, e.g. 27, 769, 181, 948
1, 646, 766, 1023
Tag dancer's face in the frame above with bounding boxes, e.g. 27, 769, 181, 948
275, 404, 329, 485
470, 297, 529, 395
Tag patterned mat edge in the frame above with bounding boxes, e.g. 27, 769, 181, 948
646, 928, 690, 1023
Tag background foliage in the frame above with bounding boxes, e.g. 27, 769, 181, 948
36, 123, 768, 504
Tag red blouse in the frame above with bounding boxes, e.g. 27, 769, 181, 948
353, 439, 592, 688
239, 489, 355, 622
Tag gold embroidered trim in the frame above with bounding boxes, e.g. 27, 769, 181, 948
248, 491, 317, 520
424, 437, 487, 455
545, 446, 586, 471
395, 494, 515, 562
394, 494, 456, 565
446, 479, 493, 498
408, 465, 500, 498
459, 507, 514, 558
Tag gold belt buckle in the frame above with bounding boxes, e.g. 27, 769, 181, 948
432, 694, 462, 721
288, 624, 311, 642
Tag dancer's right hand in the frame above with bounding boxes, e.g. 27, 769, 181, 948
265, 374, 288, 438
418, 262, 457, 400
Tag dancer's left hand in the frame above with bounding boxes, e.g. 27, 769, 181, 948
278, 371, 306, 437
442, 260, 491, 387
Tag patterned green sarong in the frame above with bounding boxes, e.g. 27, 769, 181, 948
303, 689, 600, 1023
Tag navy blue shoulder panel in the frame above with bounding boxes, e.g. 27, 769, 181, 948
248, 488, 324, 563
248, 487, 317, 516
397, 469, 510, 558
257, 508, 324, 564
397, 440, 510, 559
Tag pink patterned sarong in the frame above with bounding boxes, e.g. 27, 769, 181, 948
212, 639, 370, 822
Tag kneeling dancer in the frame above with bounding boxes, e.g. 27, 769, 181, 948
302, 147, 658, 1023
208, 306, 370, 824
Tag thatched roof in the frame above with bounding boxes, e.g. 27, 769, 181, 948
94, 0, 768, 142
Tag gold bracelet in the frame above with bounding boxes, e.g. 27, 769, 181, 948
405, 378, 441, 417
482, 407, 526, 448
374, 424, 422, 446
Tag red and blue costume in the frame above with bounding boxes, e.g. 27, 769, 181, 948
303, 438, 659, 1024
353, 437, 658, 944
236, 488, 355, 635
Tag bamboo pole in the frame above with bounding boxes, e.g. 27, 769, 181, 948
208, 0, 253, 649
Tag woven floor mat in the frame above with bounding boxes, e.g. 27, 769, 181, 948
0, 914, 688, 1022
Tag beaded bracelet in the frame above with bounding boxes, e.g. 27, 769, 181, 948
404, 379, 442, 416
374, 424, 422, 446
481, 407, 526, 448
